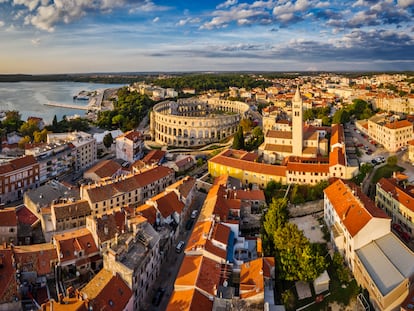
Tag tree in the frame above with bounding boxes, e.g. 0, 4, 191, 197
18, 136, 31, 149
232, 126, 245, 150
263, 198, 289, 238
2, 110, 23, 133
103, 133, 114, 149
52, 115, 58, 130
19, 119, 40, 139
112, 114, 124, 129
264, 180, 283, 203
33, 129, 48, 143
387, 155, 398, 166
240, 118, 253, 132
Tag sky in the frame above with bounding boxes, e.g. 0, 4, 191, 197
0, 0, 413, 74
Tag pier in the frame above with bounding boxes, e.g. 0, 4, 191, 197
44, 102, 90, 110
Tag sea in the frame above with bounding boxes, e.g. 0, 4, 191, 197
0, 81, 126, 124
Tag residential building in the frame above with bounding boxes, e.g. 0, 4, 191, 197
103, 218, 161, 311
168, 156, 195, 172
367, 114, 413, 152
0, 244, 19, 310
116, 130, 145, 163
0, 207, 17, 243
376, 177, 414, 239
80, 269, 133, 311
53, 228, 101, 277
25, 142, 75, 183
24, 180, 80, 242
80, 166, 174, 216
324, 179, 414, 310
141, 150, 166, 166
0, 155, 40, 204
51, 199, 91, 232
324, 179, 390, 269
16, 204, 40, 245
83, 159, 122, 182
47, 131, 97, 171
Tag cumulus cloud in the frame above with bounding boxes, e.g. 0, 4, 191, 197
397, 0, 414, 8
176, 17, 201, 26
217, 0, 238, 9
0, 20, 4, 27
10, 0, 170, 31
153, 16, 159, 22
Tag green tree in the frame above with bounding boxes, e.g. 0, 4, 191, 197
240, 118, 253, 132
264, 180, 282, 203
103, 133, 114, 149
387, 155, 398, 166
263, 198, 289, 238
2, 110, 23, 133
112, 114, 124, 129
232, 126, 245, 150
332, 109, 350, 125
52, 115, 58, 130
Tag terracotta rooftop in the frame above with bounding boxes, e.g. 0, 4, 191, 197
0, 208, 17, 226
324, 179, 389, 237
286, 160, 330, 173
84, 160, 121, 179
209, 151, 286, 177
118, 130, 143, 142
95, 210, 127, 244
0, 155, 37, 175
52, 200, 91, 220
84, 166, 173, 203
329, 147, 346, 166
0, 246, 18, 304
148, 191, 185, 218
211, 223, 231, 245
135, 204, 157, 225
186, 221, 213, 252
377, 178, 414, 212
16, 205, 39, 225
240, 258, 264, 298
13, 243, 58, 276
166, 288, 213, 311
234, 189, 265, 201
81, 269, 132, 311
142, 150, 166, 165
384, 119, 413, 130
175, 156, 194, 168
54, 228, 99, 263
266, 130, 292, 139
166, 176, 196, 199
330, 123, 344, 146
263, 257, 275, 279
175, 255, 223, 296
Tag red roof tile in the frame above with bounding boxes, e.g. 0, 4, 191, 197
13, 243, 58, 276
167, 288, 213, 311
0, 208, 17, 226
16, 205, 39, 225
0, 246, 18, 304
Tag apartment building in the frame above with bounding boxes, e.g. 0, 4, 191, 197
0, 207, 17, 243
47, 131, 97, 171
0, 155, 40, 204
103, 219, 161, 311
367, 115, 413, 152
25, 142, 75, 183
80, 166, 175, 216
324, 179, 414, 310
116, 130, 145, 163
376, 177, 414, 239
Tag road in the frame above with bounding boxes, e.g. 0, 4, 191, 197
147, 191, 207, 311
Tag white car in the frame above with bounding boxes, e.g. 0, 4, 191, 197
191, 210, 198, 219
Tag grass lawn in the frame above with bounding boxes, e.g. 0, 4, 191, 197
371, 164, 404, 184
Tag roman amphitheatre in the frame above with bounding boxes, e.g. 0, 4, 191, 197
150, 97, 250, 147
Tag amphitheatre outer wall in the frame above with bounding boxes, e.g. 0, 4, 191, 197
150, 97, 250, 147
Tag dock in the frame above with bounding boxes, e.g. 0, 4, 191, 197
44, 102, 90, 110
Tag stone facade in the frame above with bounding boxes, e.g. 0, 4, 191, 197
150, 97, 249, 147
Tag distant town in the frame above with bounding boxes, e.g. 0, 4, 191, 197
1, 72, 414, 311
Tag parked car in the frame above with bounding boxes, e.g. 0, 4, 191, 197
185, 219, 194, 230
175, 240, 185, 253
152, 287, 166, 306
191, 210, 198, 219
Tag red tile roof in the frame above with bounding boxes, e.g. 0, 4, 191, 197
324, 179, 389, 237
142, 150, 166, 165
0, 208, 17, 226
384, 119, 413, 129
263, 257, 275, 279
54, 228, 99, 263
0, 246, 18, 304
13, 243, 58, 276
84, 160, 121, 179
211, 223, 231, 245
239, 258, 264, 299
149, 191, 185, 218
377, 178, 414, 212
16, 205, 38, 225
330, 124, 344, 146
81, 269, 132, 311
84, 166, 174, 203
167, 288, 213, 311
234, 189, 265, 201
135, 204, 157, 225
0, 155, 38, 175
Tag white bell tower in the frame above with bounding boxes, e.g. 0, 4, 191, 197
292, 86, 303, 157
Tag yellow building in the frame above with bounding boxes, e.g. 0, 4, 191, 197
367, 115, 413, 152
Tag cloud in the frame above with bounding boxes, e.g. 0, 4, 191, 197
153, 16, 159, 22
397, 0, 414, 8
10, 0, 170, 31
0, 20, 4, 27
31, 37, 40, 46
176, 17, 201, 26
216, 0, 238, 9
